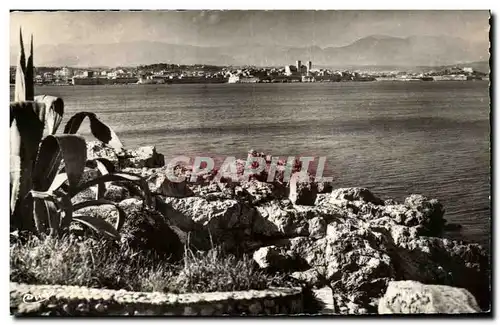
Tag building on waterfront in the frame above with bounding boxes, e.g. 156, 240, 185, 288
54, 67, 73, 79
228, 74, 260, 83
286, 60, 312, 76
301, 75, 316, 82
82, 71, 94, 78
306, 61, 312, 75
43, 72, 55, 83
285, 65, 298, 76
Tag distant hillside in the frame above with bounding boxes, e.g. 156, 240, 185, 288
416, 61, 490, 74
10, 35, 490, 68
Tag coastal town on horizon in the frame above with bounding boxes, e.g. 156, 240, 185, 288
8, 59, 490, 86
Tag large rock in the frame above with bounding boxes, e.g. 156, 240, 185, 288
157, 196, 255, 239
326, 189, 446, 236
239, 180, 278, 204
119, 146, 165, 169
402, 194, 446, 235
252, 246, 302, 272
323, 226, 395, 310
86, 143, 165, 170
290, 269, 326, 288
86, 141, 119, 169
71, 174, 489, 314
145, 167, 194, 198
384, 230, 490, 310
378, 281, 481, 314
252, 200, 331, 238
289, 172, 318, 206
330, 187, 384, 205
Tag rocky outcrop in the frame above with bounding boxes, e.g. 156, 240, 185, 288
86, 142, 164, 170
87, 141, 120, 169
76, 144, 490, 314
143, 167, 194, 198
378, 281, 481, 314
120, 146, 165, 169
289, 172, 318, 206
253, 246, 304, 272
330, 187, 385, 205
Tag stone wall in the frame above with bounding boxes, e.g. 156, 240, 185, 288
10, 282, 304, 316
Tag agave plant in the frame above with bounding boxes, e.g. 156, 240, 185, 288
10, 30, 152, 239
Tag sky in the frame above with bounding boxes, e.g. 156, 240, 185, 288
10, 10, 490, 48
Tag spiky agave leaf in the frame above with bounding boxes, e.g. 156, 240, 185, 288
73, 199, 126, 231
25, 34, 34, 101
10, 97, 65, 228
32, 198, 60, 236
14, 28, 26, 102
63, 112, 124, 151
32, 134, 86, 193
30, 189, 58, 235
84, 158, 117, 199
31, 135, 86, 233
95, 159, 109, 199
10, 101, 45, 230
72, 172, 153, 207
72, 215, 121, 240
34, 95, 64, 135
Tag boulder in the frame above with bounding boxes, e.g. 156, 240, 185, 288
190, 181, 233, 200
402, 194, 446, 235
145, 167, 194, 198
317, 181, 334, 194
239, 180, 277, 204
253, 200, 319, 237
323, 226, 395, 310
253, 246, 301, 272
378, 281, 481, 314
290, 268, 326, 288
308, 216, 327, 239
285, 236, 328, 268
387, 233, 490, 310
289, 172, 318, 206
330, 187, 384, 205
119, 146, 165, 169
86, 141, 119, 169
157, 196, 255, 238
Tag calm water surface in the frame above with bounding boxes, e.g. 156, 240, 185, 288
15, 82, 490, 248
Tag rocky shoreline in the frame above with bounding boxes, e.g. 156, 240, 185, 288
70, 142, 491, 314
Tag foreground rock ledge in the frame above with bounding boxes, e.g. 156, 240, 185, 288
10, 283, 304, 316
378, 281, 482, 314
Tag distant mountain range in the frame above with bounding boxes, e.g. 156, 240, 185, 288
10, 35, 490, 69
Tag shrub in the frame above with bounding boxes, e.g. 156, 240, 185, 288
173, 246, 287, 293
10, 235, 290, 294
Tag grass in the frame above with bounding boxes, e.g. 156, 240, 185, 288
10, 234, 290, 294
